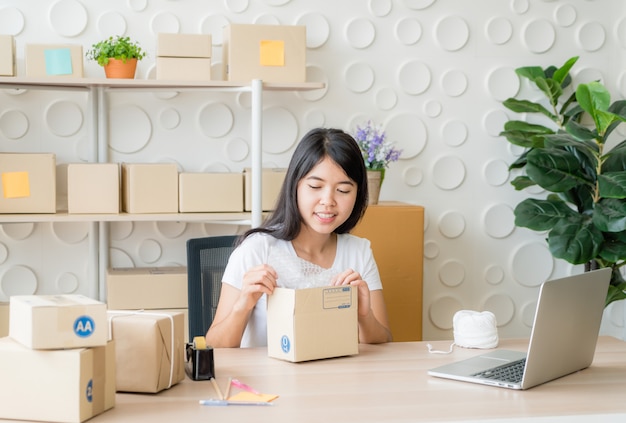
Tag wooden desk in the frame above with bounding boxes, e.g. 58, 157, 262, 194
74, 337, 626, 423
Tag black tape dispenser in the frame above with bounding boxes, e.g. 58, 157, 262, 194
185, 336, 215, 381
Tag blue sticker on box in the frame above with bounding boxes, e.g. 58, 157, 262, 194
86, 379, 93, 403
281, 335, 291, 353
44, 48, 73, 75
74, 315, 95, 338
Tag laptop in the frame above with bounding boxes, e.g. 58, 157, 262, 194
428, 268, 611, 390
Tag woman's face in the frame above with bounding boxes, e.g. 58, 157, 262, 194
296, 156, 358, 235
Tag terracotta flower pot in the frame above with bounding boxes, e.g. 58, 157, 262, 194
103, 58, 138, 79
366, 169, 384, 205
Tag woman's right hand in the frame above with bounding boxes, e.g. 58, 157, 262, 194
236, 264, 278, 311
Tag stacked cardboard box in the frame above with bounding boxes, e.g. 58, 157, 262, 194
0, 295, 115, 423
25, 43, 84, 77
157, 33, 212, 81
57, 163, 120, 214
0, 35, 16, 76
0, 153, 56, 213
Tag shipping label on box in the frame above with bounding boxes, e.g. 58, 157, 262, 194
267, 286, 358, 362
0, 153, 56, 213
57, 163, 120, 214
108, 310, 185, 393
222, 24, 306, 83
179, 172, 243, 212
0, 35, 16, 76
9, 294, 107, 349
121, 163, 179, 213
25, 43, 84, 77
107, 266, 188, 309
244, 167, 286, 211
0, 337, 115, 423
157, 57, 212, 81
157, 33, 212, 58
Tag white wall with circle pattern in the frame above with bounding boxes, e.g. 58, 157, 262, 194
0, 0, 625, 341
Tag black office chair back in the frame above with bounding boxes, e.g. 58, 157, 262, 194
186, 235, 238, 341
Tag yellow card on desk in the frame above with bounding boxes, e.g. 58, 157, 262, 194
228, 391, 278, 403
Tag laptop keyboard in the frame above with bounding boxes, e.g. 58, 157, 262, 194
471, 358, 526, 383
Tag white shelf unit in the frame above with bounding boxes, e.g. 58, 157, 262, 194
0, 76, 324, 300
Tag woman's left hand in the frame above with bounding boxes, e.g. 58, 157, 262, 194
331, 268, 371, 317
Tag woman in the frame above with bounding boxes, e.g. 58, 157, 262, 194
206, 127, 392, 347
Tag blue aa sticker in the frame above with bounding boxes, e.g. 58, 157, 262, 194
280, 335, 291, 353
74, 315, 95, 338
86, 379, 93, 403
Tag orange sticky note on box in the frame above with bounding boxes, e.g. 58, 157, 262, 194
2, 172, 30, 198
260, 40, 285, 66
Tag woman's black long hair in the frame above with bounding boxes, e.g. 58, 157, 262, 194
240, 127, 368, 243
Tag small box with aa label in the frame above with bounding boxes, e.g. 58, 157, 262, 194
266, 285, 358, 362
9, 294, 107, 349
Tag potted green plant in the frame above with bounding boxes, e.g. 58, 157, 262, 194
500, 56, 626, 306
85, 35, 146, 79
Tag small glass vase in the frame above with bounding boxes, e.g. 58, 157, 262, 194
366, 169, 385, 205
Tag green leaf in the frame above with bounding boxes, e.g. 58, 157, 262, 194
515, 66, 545, 82
598, 172, 626, 199
535, 77, 562, 108
513, 197, 577, 231
502, 98, 556, 121
552, 56, 579, 85
564, 119, 596, 142
593, 198, 626, 232
510, 175, 535, 190
526, 148, 592, 192
599, 231, 626, 262
603, 140, 626, 172
500, 121, 553, 148
547, 217, 604, 264
576, 82, 618, 136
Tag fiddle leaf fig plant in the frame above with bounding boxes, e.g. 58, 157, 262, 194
500, 56, 626, 306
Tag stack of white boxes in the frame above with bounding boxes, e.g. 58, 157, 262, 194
156, 33, 212, 81
0, 294, 115, 423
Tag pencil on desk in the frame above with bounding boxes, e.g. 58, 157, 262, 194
224, 377, 232, 400
210, 377, 224, 400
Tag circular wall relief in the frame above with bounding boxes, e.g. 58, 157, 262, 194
434, 16, 470, 51
199, 15, 231, 46
344, 62, 375, 93
128, 0, 148, 12
385, 113, 427, 159
441, 120, 468, 147
521, 300, 537, 328
51, 222, 89, 244
483, 109, 509, 137
304, 109, 326, 129
0, 7, 25, 35
0, 265, 37, 297
423, 240, 440, 259
225, 0, 249, 13
296, 13, 330, 49
483, 294, 515, 326
439, 260, 465, 287
438, 210, 466, 239
395, 17, 422, 45
375, 87, 398, 111
423, 100, 442, 117
155, 221, 187, 239
483, 203, 515, 239
203, 162, 230, 173
110, 221, 134, 241
96, 11, 127, 37
49, 0, 88, 37
345, 17, 376, 49
253, 14, 280, 25
137, 239, 163, 264
403, 165, 423, 187
432, 156, 466, 190
511, 242, 554, 287
0, 243, 7, 264
617, 18, 626, 49
262, 0, 291, 5
574, 67, 604, 85
441, 69, 468, 97
262, 107, 299, 154
397, 60, 431, 95
483, 159, 510, 186
224, 137, 249, 162
369, 0, 392, 17
554, 4, 577, 27
56, 272, 79, 294
109, 105, 152, 154
485, 17, 513, 45
1, 223, 35, 240
296, 65, 328, 101
404, 0, 436, 10
109, 247, 135, 268
159, 108, 180, 130
0, 109, 29, 140
521, 19, 556, 53
511, 0, 530, 14
485, 265, 505, 285
45, 101, 83, 137
486, 66, 520, 101
577, 21, 606, 52
429, 296, 463, 330
150, 12, 180, 35
198, 103, 234, 138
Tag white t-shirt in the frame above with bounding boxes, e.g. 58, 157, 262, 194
222, 232, 382, 347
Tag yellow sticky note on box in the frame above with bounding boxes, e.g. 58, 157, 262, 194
260, 40, 285, 66
2, 172, 30, 198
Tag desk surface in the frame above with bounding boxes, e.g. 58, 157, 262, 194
88, 337, 626, 422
